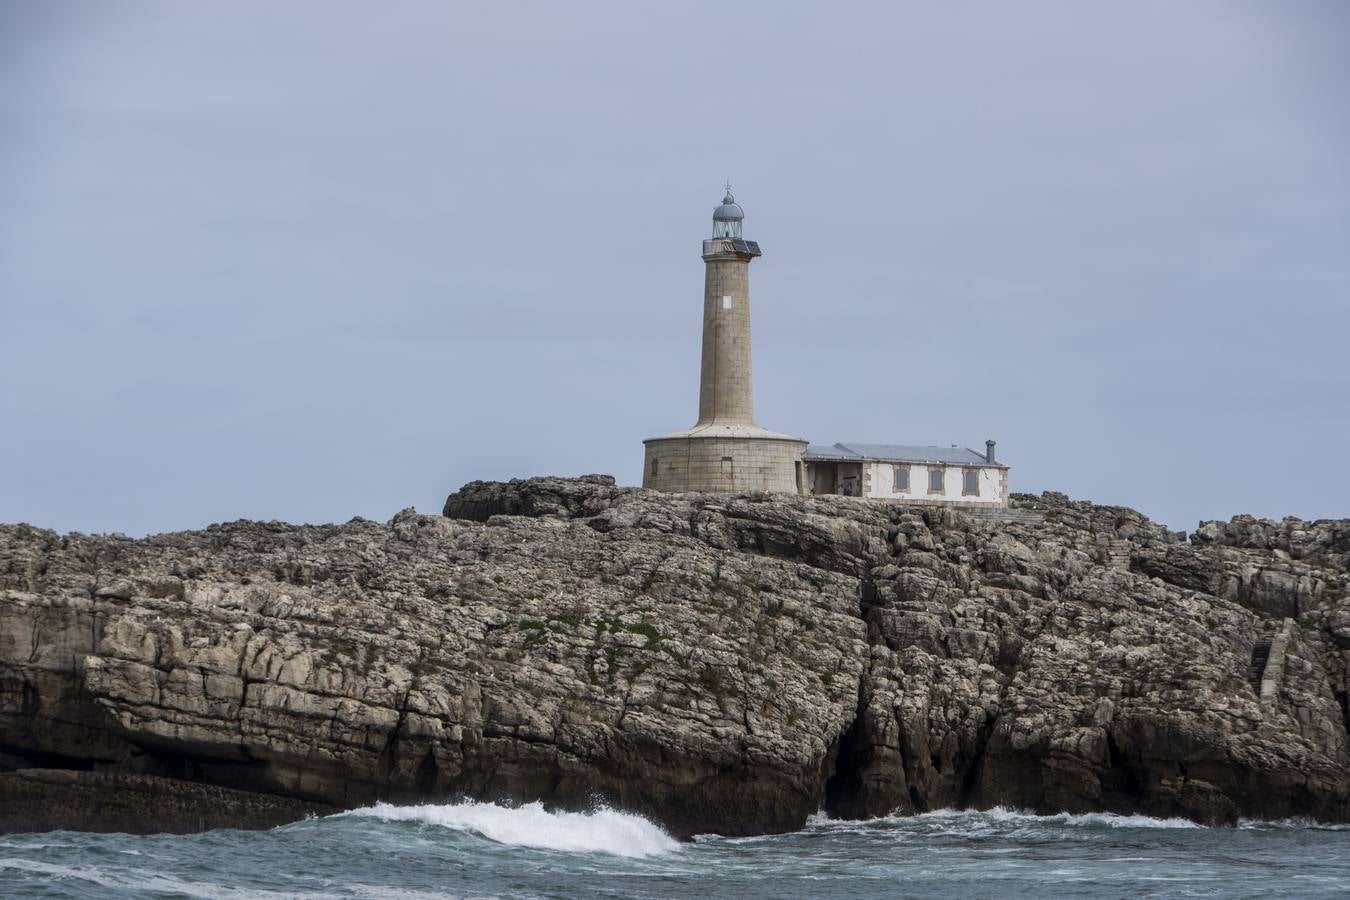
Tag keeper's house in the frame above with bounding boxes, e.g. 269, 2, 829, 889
803, 441, 1009, 507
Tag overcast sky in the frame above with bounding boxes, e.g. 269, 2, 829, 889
2, 1, 1347, 535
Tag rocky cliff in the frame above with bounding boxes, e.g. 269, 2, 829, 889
1, 477, 1347, 837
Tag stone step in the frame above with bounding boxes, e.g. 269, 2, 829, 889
1098, 539, 1133, 571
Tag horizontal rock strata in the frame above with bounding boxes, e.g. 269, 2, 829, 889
0, 477, 1346, 836
0, 769, 334, 834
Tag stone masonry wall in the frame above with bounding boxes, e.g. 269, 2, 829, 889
697, 251, 754, 425
643, 436, 806, 493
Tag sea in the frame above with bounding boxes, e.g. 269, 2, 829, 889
2, 802, 1347, 899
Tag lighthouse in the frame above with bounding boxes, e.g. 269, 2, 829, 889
642, 188, 808, 493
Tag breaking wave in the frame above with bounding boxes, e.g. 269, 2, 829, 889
3, 801, 1347, 898
342, 800, 680, 858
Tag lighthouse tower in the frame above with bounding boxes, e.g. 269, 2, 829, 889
642, 188, 807, 493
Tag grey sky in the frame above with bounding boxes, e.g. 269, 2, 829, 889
2, 0, 1347, 535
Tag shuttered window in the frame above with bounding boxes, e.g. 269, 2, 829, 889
893, 466, 909, 492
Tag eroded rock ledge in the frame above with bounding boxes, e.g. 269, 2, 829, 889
1, 478, 1346, 837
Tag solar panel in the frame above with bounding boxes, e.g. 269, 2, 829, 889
703, 238, 763, 258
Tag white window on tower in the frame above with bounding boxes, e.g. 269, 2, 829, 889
928, 467, 944, 494
722, 295, 732, 310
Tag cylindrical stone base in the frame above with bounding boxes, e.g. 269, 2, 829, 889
643, 436, 807, 494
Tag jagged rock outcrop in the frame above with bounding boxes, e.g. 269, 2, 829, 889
0, 478, 1346, 837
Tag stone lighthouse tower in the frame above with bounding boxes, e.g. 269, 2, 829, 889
642, 188, 807, 493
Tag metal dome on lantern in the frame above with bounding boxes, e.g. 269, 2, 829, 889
711, 182, 744, 239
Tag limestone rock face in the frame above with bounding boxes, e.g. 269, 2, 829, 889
1, 479, 1347, 836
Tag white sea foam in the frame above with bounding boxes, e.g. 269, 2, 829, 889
0, 859, 91, 879
1239, 817, 1350, 831
808, 806, 1203, 831
343, 801, 680, 858
974, 807, 1203, 830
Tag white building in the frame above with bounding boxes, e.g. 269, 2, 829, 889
803, 441, 1009, 507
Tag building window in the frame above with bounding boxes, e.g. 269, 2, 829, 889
892, 465, 909, 492
928, 467, 944, 494
963, 469, 979, 496
651, 458, 659, 476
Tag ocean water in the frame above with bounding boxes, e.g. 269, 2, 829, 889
2, 802, 1348, 899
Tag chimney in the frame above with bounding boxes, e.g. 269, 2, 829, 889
985, 439, 996, 464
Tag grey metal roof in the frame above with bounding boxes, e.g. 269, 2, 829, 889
804, 442, 1002, 466
712, 189, 744, 221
